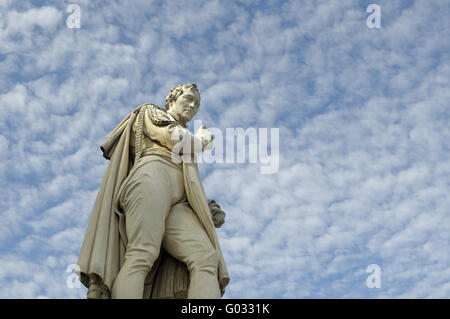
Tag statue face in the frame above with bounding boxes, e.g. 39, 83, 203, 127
169, 88, 200, 123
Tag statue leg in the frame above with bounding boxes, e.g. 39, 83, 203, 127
111, 158, 185, 298
163, 200, 221, 299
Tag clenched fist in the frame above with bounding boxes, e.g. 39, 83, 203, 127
207, 199, 226, 228
195, 125, 214, 150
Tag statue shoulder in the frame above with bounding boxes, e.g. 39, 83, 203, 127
145, 104, 174, 127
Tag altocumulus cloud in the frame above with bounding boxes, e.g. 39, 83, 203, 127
0, 0, 449, 298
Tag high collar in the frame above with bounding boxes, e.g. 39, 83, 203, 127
167, 109, 187, 127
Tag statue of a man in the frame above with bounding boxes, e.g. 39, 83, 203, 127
77, 83, 229, 299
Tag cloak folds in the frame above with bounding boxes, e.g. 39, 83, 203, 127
77, 104, 229, 298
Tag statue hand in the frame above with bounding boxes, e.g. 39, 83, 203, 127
208, 199, 226, 228
196, 125, 214, 150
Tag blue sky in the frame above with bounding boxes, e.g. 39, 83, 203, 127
0, 0, 449, 298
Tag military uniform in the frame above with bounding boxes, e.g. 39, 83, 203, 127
111, 104, 220, 298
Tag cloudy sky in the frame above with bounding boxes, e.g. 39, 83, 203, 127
0, 0, 449, 298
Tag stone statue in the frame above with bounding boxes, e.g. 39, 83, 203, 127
77, 83, 229, 299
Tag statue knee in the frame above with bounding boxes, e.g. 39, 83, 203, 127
189, 249, 219, 274
125, 246, 160, 272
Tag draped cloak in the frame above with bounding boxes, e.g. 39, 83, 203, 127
77, 104, 230, 298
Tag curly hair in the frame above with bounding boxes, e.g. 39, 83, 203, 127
165, 83, 199, 109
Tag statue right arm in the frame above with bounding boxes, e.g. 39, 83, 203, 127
143, 108, 213, 154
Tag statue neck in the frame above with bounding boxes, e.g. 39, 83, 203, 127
167, 109, 187, 127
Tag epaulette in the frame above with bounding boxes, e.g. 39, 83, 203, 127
146, 104, 174, 127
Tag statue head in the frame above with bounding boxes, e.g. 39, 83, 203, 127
165, 83, 200, 124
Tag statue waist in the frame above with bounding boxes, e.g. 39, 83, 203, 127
141, 147, 183, 170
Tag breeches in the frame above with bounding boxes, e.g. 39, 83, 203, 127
111, 155, 220, 298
